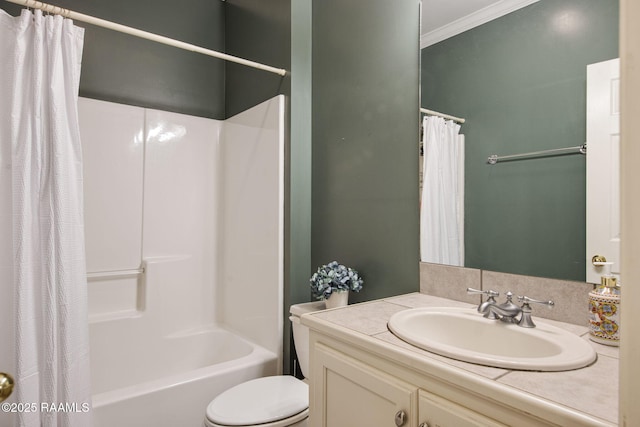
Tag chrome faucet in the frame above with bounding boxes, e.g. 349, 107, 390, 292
467, 288, 554, 328
482, 291, 521, 322
468, 289, 521, 322
467, 288, 500, 319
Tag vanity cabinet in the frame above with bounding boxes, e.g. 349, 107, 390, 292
304, 295, 616, 427
313, 342, 417, 426
310, 336, 511, 427
308, 330, 580, 427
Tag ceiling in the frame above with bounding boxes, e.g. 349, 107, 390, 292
420, 0, 539, 48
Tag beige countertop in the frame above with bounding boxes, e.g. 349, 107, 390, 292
302, 292, 618, 426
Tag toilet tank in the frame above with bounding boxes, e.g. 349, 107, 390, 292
289, 301, 326, 378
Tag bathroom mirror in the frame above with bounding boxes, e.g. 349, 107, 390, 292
419, 0, 619, 282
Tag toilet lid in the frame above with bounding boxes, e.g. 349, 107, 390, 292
206, 376, 308, 426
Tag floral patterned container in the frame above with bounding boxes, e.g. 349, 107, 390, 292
588, 276, 621, 347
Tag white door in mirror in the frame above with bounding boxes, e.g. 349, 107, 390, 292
586, 58, 620, 284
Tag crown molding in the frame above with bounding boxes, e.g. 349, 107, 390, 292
420, 0, 539, 49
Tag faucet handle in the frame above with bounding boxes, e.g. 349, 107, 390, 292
468, 288, 500, 320
517, 295, 555, 309
517, 295, 554, 328
466, 288, 499, 300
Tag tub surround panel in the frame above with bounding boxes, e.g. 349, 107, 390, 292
79, 98, 144, 273
220, 95, 285, 364
82, 99, 222, 328
88, 258, 215, 395
420, 262, 593, 326
304, 293, 618, 425
82, 96, 283, 334
142, 109, 221, 332
82, 97, 283, 336
144, 256, 217, 336
79, 98, 145, 322
143, 108, 221, 259
80, 96, 285, 426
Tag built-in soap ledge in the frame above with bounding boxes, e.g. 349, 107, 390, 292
87, 268, 144, 280
87, 262, 147, 323
87, 273, 145, 323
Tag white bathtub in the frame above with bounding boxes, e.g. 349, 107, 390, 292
91, 328, 278, 427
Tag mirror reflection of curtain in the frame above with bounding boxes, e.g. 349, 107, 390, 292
420, 116, 464, 265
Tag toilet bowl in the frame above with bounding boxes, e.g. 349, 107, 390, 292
203, 301, 325, 427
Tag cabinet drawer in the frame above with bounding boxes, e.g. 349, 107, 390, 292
419, 389, 508, 427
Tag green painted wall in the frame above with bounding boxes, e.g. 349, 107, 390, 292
1, 0, 226, 119
421, 0, 619, 281
225, 0, 290, 118
287, 0, 312, 376
312, 0, 421, 303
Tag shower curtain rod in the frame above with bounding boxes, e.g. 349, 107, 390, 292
420, 107, 465, 124
5, 0, 287, 77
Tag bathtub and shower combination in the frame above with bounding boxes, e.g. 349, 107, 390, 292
80, 95, 285, 426
91, 326, 277, 426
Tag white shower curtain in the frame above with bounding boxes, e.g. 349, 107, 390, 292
420, 116, 465, 266
0, 8, 92, 427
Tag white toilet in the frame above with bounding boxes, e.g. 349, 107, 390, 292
203, 301, 325, 427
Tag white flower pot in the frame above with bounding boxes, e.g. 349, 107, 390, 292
325, 291, 349, 309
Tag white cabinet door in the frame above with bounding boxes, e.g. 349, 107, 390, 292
586, 58, 621, 284
312, 343, 417, 427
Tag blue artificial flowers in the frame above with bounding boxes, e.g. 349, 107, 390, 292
310, 261, 364, 300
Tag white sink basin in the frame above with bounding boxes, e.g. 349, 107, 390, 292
387, 307, 596, 371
